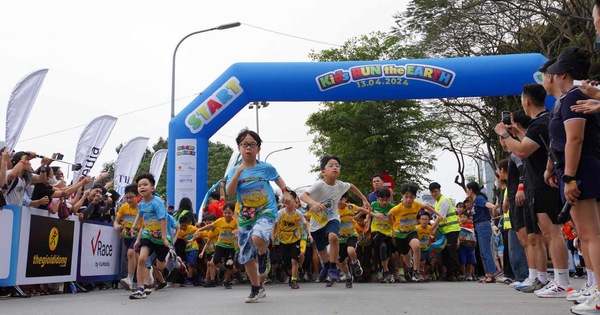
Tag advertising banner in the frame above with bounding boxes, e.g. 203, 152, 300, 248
0, 206, 21, 285
174, 138, 197, 211
16, 207, 80, 285
78, 221, 121, 281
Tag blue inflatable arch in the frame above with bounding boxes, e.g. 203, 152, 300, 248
167, 53, 548, 212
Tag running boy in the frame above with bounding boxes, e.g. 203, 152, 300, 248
272, 190, 311, 289
129, 173, 170, 299
388, 182, 440, 282
198, 203, 238, 289
416, 213, 434, 279
300, 154, 371, 287
338, 192, 366, 288
176, 216, 199, 287
362, 187, 395, 283
114, 184, 142, 291
225, 129, 292, 303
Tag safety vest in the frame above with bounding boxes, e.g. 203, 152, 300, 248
502, 188, 511, 230
435, 196, 460, 234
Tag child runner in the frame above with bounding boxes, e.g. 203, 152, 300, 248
300, 154, 371, 287
337, 192, 365, 288
354, 213, 373, 282
199, 214, 218, 287
114, 184, 142, 291
388, 182, 440, 282
198, 203, 238, 289
225, 129, 292, 303
176, 216, 199, 287
361, 187, 395, 283
458, 212, 477, 281
416, 212, 434, 280
272, 190, 311, 289
129, 173, 170, 299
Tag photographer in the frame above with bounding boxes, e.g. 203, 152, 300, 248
31, 165, 90, 213
5, 151, 50, 206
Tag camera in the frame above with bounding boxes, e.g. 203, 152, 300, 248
501, 111, 511, 125
55, 153, 64, 161
72, 163, 82, 171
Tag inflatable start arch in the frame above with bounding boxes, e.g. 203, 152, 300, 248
167, 53, 548, 214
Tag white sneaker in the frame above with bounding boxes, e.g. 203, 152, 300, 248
119, 278, 133, 291
534, 280, 554, 294
568, 284, 592, 301
574, 287, 598, 305
515, 278, 534, 291
535, 281, 575, 298
571, 291, 600, 314
510, 281, 521, 288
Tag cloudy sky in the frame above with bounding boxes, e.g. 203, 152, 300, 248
0, 0, 472, 202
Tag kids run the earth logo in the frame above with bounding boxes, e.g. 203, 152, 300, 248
315, 64, 456, 91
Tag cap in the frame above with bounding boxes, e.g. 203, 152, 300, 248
537, 58, 557, 73
546, 47, 591, 79
11, 151, 27, 166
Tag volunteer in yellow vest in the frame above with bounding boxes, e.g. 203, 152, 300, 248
429, 182, 461, 281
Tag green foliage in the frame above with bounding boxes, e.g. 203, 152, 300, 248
308, 32, 445, 193
207, 141, 234, 187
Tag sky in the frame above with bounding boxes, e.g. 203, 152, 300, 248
0, 0, 473, 203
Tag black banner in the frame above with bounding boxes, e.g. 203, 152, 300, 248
26, 215, 74, 277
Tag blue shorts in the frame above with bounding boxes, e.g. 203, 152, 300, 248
237, 215, 274, 265
185, 250, 199, 266
459, 246, 476, 265
420, 250, 431, 265
312, 220, 340, 252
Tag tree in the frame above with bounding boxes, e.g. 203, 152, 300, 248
307, 32, 446, 193
393, 0, 600, 192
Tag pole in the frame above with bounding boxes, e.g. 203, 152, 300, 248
170, 22, 241, 119
264, 146, 293, 162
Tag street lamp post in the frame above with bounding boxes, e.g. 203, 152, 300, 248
248, 101, 269, 159
265, 146, 292, 162
170, 22, 241, 119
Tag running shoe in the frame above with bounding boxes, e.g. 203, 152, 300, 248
573, 286, 596, 305
223, 281, 232, 289
570, 291, 600, 314
326, 268, 338, 287
290, 280, 299, 289
412, 271, 425, 282
380, 271, 395, 283
129, 289, 146, 299
568, 284, 592, 302
514, 278, 534, 291
245, 287, 260, 303
351, 261, 364, 278
522, 279, 545, 293
535, 282, 575, 298
345, 274, 353, 288
258, 285, 266, 299
119, 278, 133, 291
258, 249, 271, 277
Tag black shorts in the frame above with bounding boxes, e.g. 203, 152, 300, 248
523, 201, 539, 234
394, 231, 418, 255
528, 188, 561, 225
124, 237, 135, 250
213, 246, 235, 266
372, 232, 392, 260
509, 203, 525, 231
139, 238, 170, 262
339, 236, 358, 262
356, 243, 372, 267
280, 241, 301, 266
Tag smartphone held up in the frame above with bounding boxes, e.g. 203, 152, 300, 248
501, 111, 511, 125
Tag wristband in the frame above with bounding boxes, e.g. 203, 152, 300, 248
517, 185, 524, 191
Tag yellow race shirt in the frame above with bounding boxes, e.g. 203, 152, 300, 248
338, 203, 358, 242
388, 201, 423, 238
202, 230, 217, 255
177, 225, 199, 252
415, 224, 433, 250
116, 203, 142, 239
275, 209, 306, 244
370, 201, 394, 236
212, 217, 237, 249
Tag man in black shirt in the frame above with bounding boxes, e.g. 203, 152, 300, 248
495, 83, 572, 296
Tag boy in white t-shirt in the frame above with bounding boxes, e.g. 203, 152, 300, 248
300, 154, 371, 287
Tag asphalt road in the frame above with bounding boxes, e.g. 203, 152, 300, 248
1, 278, 585, 315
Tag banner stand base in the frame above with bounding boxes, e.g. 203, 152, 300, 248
11, 286, 29, 298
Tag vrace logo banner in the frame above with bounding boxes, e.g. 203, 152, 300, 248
315, 64, 456, 91
26, 215, 74, 277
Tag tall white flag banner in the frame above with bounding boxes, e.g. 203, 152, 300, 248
149, 149, 167, 185
73, 115, 118, 183
114, 137, 149, 197
5, 69, 49, 152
